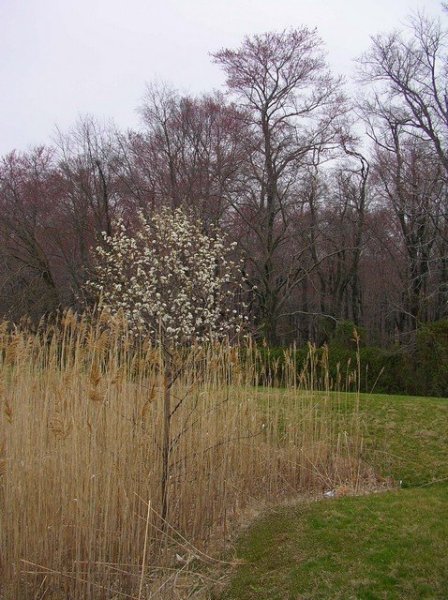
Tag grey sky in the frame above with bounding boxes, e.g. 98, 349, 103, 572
0, 0, 443, 155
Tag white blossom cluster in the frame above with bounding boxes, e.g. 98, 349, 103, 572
88, 208, 246, 345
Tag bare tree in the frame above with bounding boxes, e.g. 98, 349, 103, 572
136, 85, 245, 228
54, 116, 122, 298
374, 132, 445, 329
213, 28, 346, 343
285, 142, 369, 344
318, 148, 369, 326
360, 13, 448, 175
0, 148, 60, 319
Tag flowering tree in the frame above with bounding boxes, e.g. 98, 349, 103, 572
89, 207, 244, 345
87, 207, 246, 523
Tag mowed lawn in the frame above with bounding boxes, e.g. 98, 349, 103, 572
220, 393, 448, 599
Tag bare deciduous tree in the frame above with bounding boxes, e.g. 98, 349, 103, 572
136, 85, 245, 228
213, 28, 346, 343
360, 13, 448, 175
0, 148, 60, 319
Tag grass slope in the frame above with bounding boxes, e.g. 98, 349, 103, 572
358, 393, 448, 486
221, 393, 448, 599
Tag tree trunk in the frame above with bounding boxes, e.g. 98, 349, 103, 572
161, 358, 172, 527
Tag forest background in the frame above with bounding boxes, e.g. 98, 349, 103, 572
1, 6, 448, 395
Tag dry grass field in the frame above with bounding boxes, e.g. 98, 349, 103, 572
0, 313, 368, 599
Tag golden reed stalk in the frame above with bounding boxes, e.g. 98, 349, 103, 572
0, 311, 367, 598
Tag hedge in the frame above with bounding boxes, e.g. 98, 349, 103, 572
253, 320, 448, 398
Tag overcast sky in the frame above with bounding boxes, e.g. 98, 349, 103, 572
0, 0, 443, 155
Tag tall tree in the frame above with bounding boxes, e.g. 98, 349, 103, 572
0, 148, 60, 319
213, 28, 345, 343
136, 85, 245, 228
55, 116, 122, 298
373, 132, 445, 330
360, 13, 448, 175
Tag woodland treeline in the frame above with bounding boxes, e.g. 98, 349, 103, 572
1, 12, 448, 347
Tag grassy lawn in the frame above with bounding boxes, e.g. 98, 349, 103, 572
357, 393, 448, 486
219, 393, 448, 599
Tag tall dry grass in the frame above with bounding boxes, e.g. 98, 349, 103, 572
0, 312, 368, 599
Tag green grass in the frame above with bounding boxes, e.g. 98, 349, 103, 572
222, 486, 448, 599
357, 393, 448, 486
220, 393, 448, 599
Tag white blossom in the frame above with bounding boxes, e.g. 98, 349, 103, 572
86, 207, 246, 345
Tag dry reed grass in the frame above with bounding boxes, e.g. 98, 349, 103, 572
0, 312, 368, 599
